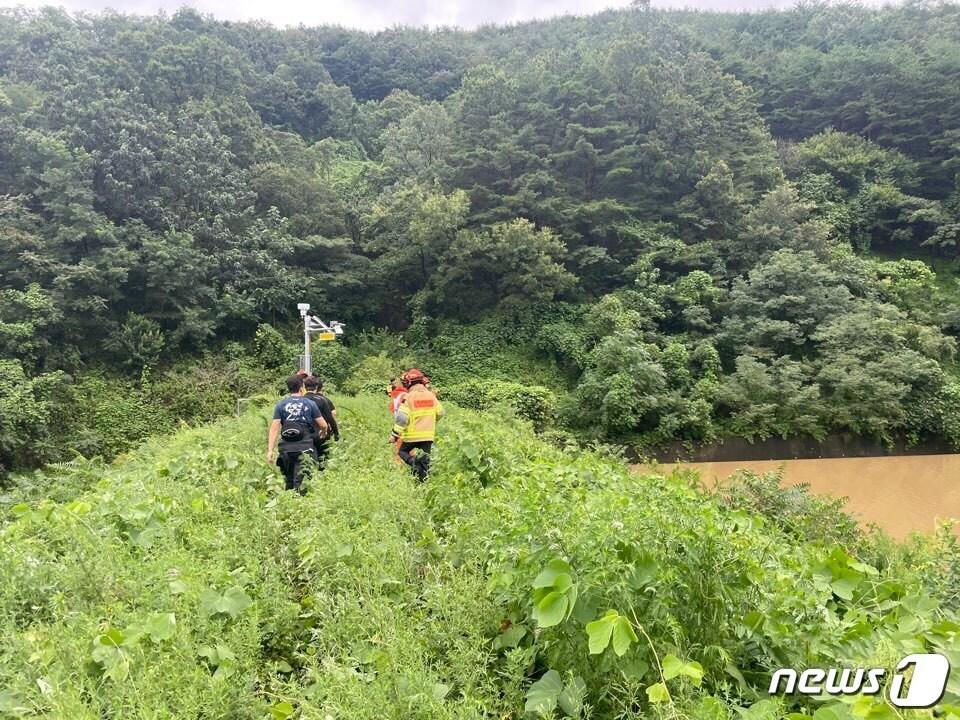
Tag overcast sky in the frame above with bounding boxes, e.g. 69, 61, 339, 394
2, 0, 819, 31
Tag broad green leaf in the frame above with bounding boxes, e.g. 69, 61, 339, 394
565, 582, 578, 621
646, 682, 670, 703
830, 569, 863, 600
626, 554, 658, 589
200, 586, 253, 619
533, 591, 568, 628
103, 628, 125, 646
169, 579, 187, 595
558, 676, 587, 716
618, 656, 651, 680
586, 611, 617, 654
851, 697, 898, 720
432, 683, 451, 700
144, 613, 176, 643
199, 643, 237, 680
743, 611, 764, 632
525, 670, 563, 714
683, 660, 704, 686
697, 697, 728, 720
65, 500, 91, 515
612, 616, 638, 656
90, 635, 129, 682
813, 704, 852, 720
269, 701, 295, 720
662, 654, 684, 680
552, 573, 573, 592
495, 624, 527, 649
9, 503, 30, 518
221, 586, 252, 617
848, 561, 878, 576
199, 589, 220, 618
533, 559, 572, 589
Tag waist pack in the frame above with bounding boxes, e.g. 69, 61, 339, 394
279, 420, 314, 452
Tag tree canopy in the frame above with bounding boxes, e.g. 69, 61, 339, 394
1, 2, 960, 469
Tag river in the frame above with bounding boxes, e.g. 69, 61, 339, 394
643, 454, 960, 539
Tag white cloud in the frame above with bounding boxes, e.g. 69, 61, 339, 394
4, 0, 639, 30
3, 0, 894, 30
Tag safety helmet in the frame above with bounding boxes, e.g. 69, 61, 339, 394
401, 368, 428, 388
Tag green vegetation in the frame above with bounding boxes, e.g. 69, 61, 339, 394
2, 395, 960, 718
2, 4, 960, 476
4, 6, 960, 717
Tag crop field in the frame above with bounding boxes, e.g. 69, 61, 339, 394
2, 396, 959, 719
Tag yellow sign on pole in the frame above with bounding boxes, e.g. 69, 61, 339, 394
317, 332, 336, 342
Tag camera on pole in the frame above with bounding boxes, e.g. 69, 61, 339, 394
297, 303, 345, 375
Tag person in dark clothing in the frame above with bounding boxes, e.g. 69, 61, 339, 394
304, 375, 339, 468
267, 374, 328, 493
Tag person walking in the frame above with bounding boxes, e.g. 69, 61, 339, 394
389, 368, 443, 481
304, 375, 339, 469
267, 373, 329, 493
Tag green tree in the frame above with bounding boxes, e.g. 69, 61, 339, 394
427, 219, 574, 318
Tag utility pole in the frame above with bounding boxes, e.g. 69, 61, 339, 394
297, 302, 344, 375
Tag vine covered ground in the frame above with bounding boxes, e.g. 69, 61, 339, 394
1, 395, 960, 719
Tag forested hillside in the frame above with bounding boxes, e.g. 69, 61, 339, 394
2, 3, 960, 476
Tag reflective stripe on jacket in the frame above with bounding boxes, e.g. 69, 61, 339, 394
392, 386, 444, 442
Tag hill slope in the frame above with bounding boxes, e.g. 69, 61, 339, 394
1, 397, 959, 719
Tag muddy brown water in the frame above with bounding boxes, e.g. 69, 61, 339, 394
640, 454, 960, 539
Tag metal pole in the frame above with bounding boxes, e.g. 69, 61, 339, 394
303, 312, 311, 375
298, 302, 312, 375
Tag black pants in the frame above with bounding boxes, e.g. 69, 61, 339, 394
277, 448, 316, 493
314, 440, 330, 469
398, 441, 433, 481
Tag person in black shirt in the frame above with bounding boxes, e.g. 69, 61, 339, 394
267, 374, 328, 492
304, 375, 339, 469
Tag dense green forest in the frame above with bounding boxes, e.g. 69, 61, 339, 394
3, 2, 960, 476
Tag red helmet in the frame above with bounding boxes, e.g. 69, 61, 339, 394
401, 368, 428, 388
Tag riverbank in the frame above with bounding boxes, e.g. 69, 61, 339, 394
642, 454, 960, 539
635, 433, 957, 464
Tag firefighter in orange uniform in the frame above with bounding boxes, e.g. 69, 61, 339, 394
389, 368, 443, 481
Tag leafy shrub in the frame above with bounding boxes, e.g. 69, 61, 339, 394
937, 381, 960, 448
444, 379, 556, 430
105, 313, 166, 373
713, 468, 860, 546
150, 355, 278, 424
0, 360, 65, 481
341, 353, 401, 396
347, 328, 415, 365
309, 341, 355, 389
252, 324, 294, 369
430, 409, 960, 720
64, 374, 176, 459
